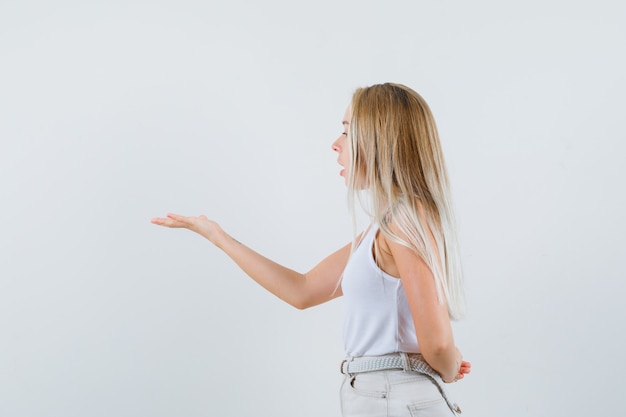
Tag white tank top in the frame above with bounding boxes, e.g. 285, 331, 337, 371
341, 224, 420, 357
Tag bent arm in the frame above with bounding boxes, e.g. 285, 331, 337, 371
383, 225, 463, 382
214, 227, 349, 309
152, 213, 349, 309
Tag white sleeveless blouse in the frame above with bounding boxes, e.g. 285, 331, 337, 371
341, 224, 420, 357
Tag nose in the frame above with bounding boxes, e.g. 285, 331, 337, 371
332, 135, 342, 152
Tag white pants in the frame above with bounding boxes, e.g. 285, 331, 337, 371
340, 369, 457, 417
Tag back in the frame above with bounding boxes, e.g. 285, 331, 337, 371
341, 224, 419, 357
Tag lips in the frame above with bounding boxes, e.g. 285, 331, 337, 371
337, 161, 345, 176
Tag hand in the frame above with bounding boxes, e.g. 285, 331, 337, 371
443, 360, 471, 383
151, 213, 223, 244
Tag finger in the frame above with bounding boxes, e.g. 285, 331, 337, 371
151, 217, 186, 228
166, 213, 193, 225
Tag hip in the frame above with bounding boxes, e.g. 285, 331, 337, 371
339, 353, 460, 417
340, 370, 456, 417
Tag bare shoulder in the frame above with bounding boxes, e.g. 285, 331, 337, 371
379, 204, 437, 282
374, 225, 401, 278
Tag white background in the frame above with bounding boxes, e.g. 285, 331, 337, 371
1, 1, 625, 416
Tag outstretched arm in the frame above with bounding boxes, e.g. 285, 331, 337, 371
151, 213, 350, 309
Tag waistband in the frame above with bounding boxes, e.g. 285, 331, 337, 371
340, 352, 461, 414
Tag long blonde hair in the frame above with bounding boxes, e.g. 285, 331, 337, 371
347, 83, 465, 319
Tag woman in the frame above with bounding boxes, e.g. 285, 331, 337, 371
152, 83, 470, 416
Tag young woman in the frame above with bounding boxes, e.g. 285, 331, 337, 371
152, 83, 470, 416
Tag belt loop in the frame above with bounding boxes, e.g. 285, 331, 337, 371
341, 356, 354, 375
399, 352, 410, 372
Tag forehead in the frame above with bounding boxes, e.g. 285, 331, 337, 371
342, 106, 351, 124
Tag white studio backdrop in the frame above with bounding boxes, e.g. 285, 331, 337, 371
1, 1, 625, 416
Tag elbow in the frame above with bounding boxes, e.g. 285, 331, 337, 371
291, 296, 314, 310
420, 340, 456, 362
419, 340, 459, 380
289, 275, 316, 310
290, 288, 327, 310
277, 295, 310, 310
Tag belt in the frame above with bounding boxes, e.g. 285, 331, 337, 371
340, 353, 461, 414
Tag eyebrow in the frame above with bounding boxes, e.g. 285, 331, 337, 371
342, 121, 349, 125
